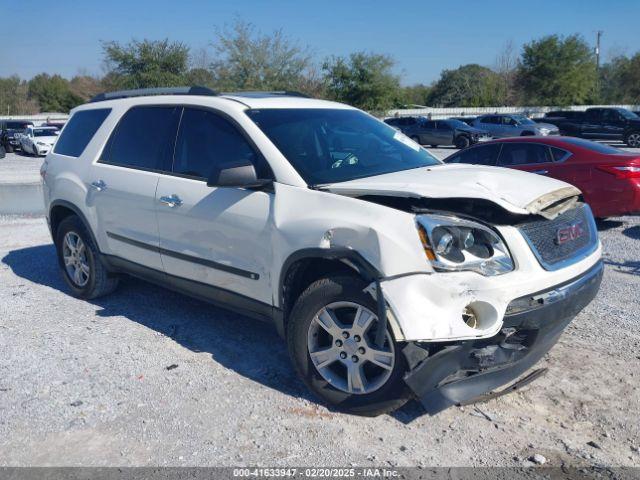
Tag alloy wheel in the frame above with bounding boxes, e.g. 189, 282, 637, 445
307, 301, 395, 395
62, 232, 90, 287
628, 133, 640, 148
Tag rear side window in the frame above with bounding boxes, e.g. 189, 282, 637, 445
446, 144, 500, 166
173, 107, 266, 179
550, 146, 570, 162
54, 109, 110, 157
480, 116, 500, 124
100, 106, 180, 171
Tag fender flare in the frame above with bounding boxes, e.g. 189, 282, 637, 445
49, 199, 100, 250
278, 247, 382, 305
276, 248, 390, 339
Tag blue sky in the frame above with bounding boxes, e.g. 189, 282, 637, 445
2, 0, 639, 85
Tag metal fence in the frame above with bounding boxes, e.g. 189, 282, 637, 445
0, 113, 70, 125
386, 104, 640, 119
3, 105, 640, 124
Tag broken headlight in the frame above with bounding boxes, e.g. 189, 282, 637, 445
416, 214, 514, 276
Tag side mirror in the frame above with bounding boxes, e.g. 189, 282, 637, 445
207, 160, 271, 189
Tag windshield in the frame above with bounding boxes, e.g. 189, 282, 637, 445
512, 115, 535, 125
618, 109, 639, 120
246, 108, 440, 185
33, 128, 58, 137
5, 121, 31, 129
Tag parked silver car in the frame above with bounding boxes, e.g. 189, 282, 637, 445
472, 114, 559, 138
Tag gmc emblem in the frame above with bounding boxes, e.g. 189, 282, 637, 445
555, 221, 585, 245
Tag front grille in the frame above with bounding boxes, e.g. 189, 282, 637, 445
518, 204, 598, 270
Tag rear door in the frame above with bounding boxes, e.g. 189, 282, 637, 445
477, 116, 501, 137
90, 105, 180, 271
155, 106, 274, 304
602, 110, 626, 139
418, 120, 439, 144
434, 121, 455, 145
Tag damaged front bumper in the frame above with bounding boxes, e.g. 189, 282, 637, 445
403, 260, 603, 414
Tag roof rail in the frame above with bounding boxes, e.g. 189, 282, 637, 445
222, 91, 311, 99
89, 86, 218, 103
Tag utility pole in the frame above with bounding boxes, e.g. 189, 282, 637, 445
595, 30, 603, 101
595, 30, 603, 70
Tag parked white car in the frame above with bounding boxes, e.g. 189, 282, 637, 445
41, 87, 602, 416
20, 126, 59, 156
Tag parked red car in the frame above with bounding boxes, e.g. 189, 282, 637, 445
444, 137, 640, 218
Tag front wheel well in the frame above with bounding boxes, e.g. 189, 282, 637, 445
280, 255, 377, 328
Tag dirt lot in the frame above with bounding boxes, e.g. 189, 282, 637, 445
0, 213, 638, 468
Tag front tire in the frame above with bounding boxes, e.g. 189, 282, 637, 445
625, 131, 640, 148
55, 215, 119, 299
454, 136, 470, 149
287, 275, 410, 416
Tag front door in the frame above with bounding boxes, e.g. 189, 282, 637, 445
90, 105, 180, 271
155, 107, 274, 304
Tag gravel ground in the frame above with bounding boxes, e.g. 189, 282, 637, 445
0, 151, 44, 185
0, 214, 638, 468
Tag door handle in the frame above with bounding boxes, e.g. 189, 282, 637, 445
159, 194, 183, 208
532, 169, 549, 175
90, 180, 106, 191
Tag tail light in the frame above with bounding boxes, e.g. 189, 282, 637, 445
597, 164, 640, 179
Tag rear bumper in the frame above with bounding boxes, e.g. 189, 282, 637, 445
403, 260, 603, 414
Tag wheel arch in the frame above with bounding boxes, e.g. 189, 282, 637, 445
276, 248, 383, 337
49, 200, 100, 249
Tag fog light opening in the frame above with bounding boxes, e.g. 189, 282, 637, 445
462, 301, 500, 331
462, 306, 478, 329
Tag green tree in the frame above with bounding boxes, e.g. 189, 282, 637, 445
69, 75, 103, 102
185, 68, 216, 88
102, 39, 190, 89
518, 34, 596, 105
28, 74, 83, 112
322, 52, 402, 112
600, 53, 640, 104
209, 20, 319, 94
0, 75, 39, 115
399, 84, 431, 107
427, 64, 501, 107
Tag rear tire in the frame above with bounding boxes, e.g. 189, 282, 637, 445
454, 136, 470, 149
5, 144, 13, 153
55, 215, 119, 299
411, 135, 422, 145
287, 275, 410, 416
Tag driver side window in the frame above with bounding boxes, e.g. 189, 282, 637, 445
173, 108, 267, 180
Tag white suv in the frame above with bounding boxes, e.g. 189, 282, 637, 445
42, 87, 602, 416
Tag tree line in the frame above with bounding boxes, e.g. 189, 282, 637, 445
1, 21, 639, 116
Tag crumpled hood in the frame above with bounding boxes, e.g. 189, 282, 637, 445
324, 164, 581, 216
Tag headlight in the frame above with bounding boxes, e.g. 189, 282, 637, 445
538, 128, 550, 136
36, 142, 46, 146
416, 214, 514, 276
